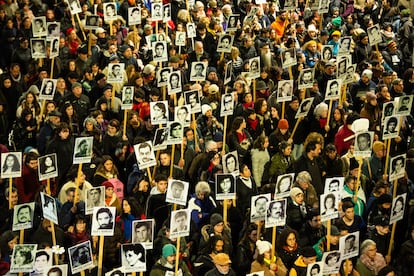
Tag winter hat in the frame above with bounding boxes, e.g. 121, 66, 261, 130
95, 73, 106, 81
372, 141, 385, 153
349, 157, 359, 170
213, 253, 231, 265
331, 17, 342, 28
213, 131, 223, 142
361, 69, 373, 80
256, 240, 272, 255
365, 92, 376, 102
208, 84, 219, 94
162, 244, 176, 258
373, 216, 389, 226
301, 246, 317, 257
72, 82, 82, 89
290, 187, 303, 200
330, 225, 340, 236
377, 194, 392, 205
307, 24, 317, 32
210, 213, 224, 226
202, 104, 212, 115
143, 64, 156, 75
387, 40, 397, 49
278, 119, 289, 130
102, 181, 114, 189
331, 30, 341, 37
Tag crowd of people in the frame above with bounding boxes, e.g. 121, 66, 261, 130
0, 0, 414, 275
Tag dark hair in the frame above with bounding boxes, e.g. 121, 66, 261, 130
154, 102, 166, 114
35, 250, 50, 261
267, 200, 284, 217
121, 197, 144, 218
278, 228, 298, 248
2, 153, 20, 171
123, 244, 145, 261
47, 267, 63, 275
341, 199, 355, 212
96, 207, 112, 221
325, 251, 340, 264
387, 117, 398, 126
305, 140, 320, 153
392, 156, 404, 170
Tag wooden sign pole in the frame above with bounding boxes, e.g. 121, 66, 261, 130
98, 236, 105, 276
8, 178, 13, 209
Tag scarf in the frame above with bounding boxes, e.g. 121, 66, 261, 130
283, 242, 298, 253
359, 253, 386, 274
319, 118, 327, 128
264, 256, 277, 266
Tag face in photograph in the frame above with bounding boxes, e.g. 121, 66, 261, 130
34, 18, 45, 33
153, 4, 162, 17
160, 69, 169, 83
219, 35, 231, 49
173, 211, 188, 231
222, 94, 233, 111
228, 16, 237, 28
170, 73, 180, 89
13, 246, 34, 267
71, 244, 91, 267
399, 96, 411, 112
33, 251, 51, 274
88, 188, 102, 206
154, 42, 165, 58
169, 122, 183, 139
123, 87, 133, 104
33, 40, 45, 55
16, 204, 32, 224
105, 3, 116, 17
328, 179, 340, 192
268, 201, 284, 219
75, 139, 91, 158
325, 252, 340, 267
130, 7, 140, 21
43, 194, 56, 216
220, 177, 232, 193
254, 196, 268, 217
224, 153, 237, 173
96, 207, 113, 229
393, 196, 404, 217
328, 81, 339, 96
152, 102, 167, 121
385, 117, 398, 134
124, 245, 145, 268
176, 106, 189, 123
43, 80, 54, 95
344, 234, 356, 253
48, 23, 59, 37
250, 59, 259, 73
192, 63, 205, 77
170, 181, 185, 199
276, 175, 291, 193
137, 142, 154, 164
134, 222, 151, 243
187, 92, 198, 108
2, 153, 20, 173
356, 133, 371, 151
391, 156, 404, 175
340, 38, 351, 52
322, 47, 332, 60
279, 81, 292, 98
163, 5, 170, 18
301, 70, 312, 84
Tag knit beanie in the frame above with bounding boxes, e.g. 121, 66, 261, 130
256, 240, 272, 255
361, 69, 373, 80
278, 119, 289, 130
162, 244, 176, 258
372, 141, 385, 153
290, 187, 303, 200
210, 213, 224, 227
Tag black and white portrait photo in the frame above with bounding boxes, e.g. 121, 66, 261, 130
85, 186, 105, 215
338, 36, 352, 55
320, 192, 339, 221
1, 152, 22, 178
39, 78, 57, 100
10, 244, 37, 273
47, 22, 60, 37
220, 93, 234, 117
190, 62, 207, 81
150, 101, 169, 124
132, 219, 154, 249
157, 67, 172, 87
344, 64, 356, 84
336, 57, 348, 80
325, 79, 341, 99
277, 80, 293, 102
217, 34, 234, 53
283, 0, 296, 10
67, 0, 82, 14
121, 86, 134, 109
383, 101, 395, 119
32, 16, 47, 37
382, 115, 400, 140
390, 193, 406, 224
354, 131, 373, 157
73, 137, 93, 164
324, 177, 344, 193
249, 57, 260, 78
226, 15, 239, 31
166, 179, 189, 206
224, 60, 232, 85
265, 199, 287, 228
170, 209, 191, 238
215, 174, 236, 200
68, 241, 93, 274
306, 262, 323, 276
167, 121, 184, 145
103, 3, 117, 22
31, 38, 47, 59
274, 173, 294, 199
133, 141, 157, 169
151, 2, 163, 20
222, 151, 239, 174
31, 249, 53, 276
152, 41, 168, 62
40, 192, 58, 224
368, 24, 382, 46
163, 3, 171, 22
186, 22, 196, 38
121, 243, 146, 272
85, 15, 99, 29
105, 268, 125, 276
298, 68, 314, 89
389, 154, 406, 182
152, 128, 169, 151
91, 206, 116, 236
168, 71, 182, 94
13, 202, 35, 231
250, 194, 271, 222
175, 105, 191, 127
175, 31, 186, 46
282, 48, 297, 69
340, 232, 359, 258
128, 7, 141, 25
107, 63, 125, 83
38, 153, 58, 181
48, 37, 60, 58
397, 95, 413, 115
247, 272, 264, 276
295, 97, 314, 119
185, 90, 201, 113
319, 0, 330, 13
322, 251, 341, 275
321, 45, 333, 61
44, 265, 68, 276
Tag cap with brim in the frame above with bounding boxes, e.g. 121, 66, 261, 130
373, 216, 389, 226
96, 27, 106, 34
48, 110, 62, 117
72, 82, 82, 89
256, 80, 268, 90
169, 56, 180, 63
